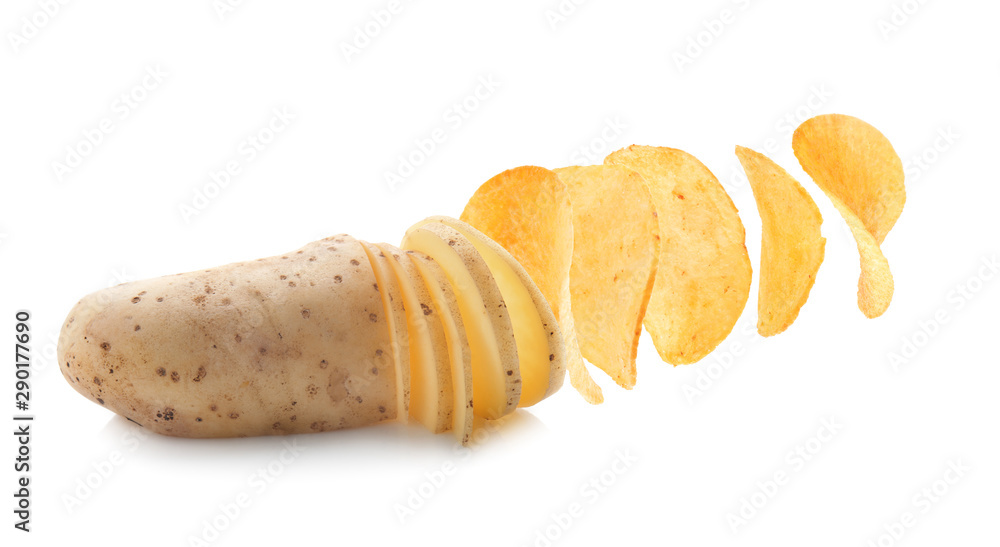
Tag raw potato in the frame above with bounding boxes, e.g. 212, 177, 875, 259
57, 235, 398, 438
401, 223, 522, 419
605, 146, 752, 365
792, 114, 905, 318
372, 243, 454, 434
462, 166, 603, 404
359, 241, 411, 419
553, 165, 659, 389
736, 146, 826, 336
408, 251, 475, 445
419, 216, 566, 407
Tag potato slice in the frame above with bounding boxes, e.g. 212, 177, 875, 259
417, 216, 567, 407
365, 242, 453, 434
461, 166, 603, 404
359, 241, 411, 419
401, 223, 520, 419
407, 250, 474, 445
735, 146, 826, 336
605, 146, 752, 365
553, 165, 659, 388
792, 114, 905, 318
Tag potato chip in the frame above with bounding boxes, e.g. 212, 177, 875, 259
553, 165, 659, 388
461, 166, 603, 404
735, 146, 826, 336
792, 114, 905, 318
605, 146, 752, 365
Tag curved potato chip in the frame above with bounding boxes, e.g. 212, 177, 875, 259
735, 146, 826, 336
792, 114, 905, 318
553, 165, 659, 389
461, 166, 603, 404
605, 146, 752, 365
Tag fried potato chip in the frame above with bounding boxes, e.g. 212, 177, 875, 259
792, 114, 905, 318
461, 166, 603, 404
605, 146, 752, 365
553, 165, 659, 389
735, 146, 826, 336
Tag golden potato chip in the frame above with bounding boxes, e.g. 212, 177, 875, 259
792, 114, 905, 318
605, 146, 752, 365
461, 166, 603, 404
553, 165, 659, 389
735, 146, 826, 336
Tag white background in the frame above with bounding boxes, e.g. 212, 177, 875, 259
2, 1, 998, 545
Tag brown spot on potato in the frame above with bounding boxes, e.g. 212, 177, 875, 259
259, 347, 267, 355
350, 259, 360, 266
288, 281, 296, 287
375, 349, 383, 357
193, 295, 207, 304
156, 297, 164, 302
369, 313, 378, 323
193, 366, 207, 382
229, 412, 239, 419
134, 325, 141, 331
301, 309, 311, 319
100, 342, 111, 351
221, 297, 231, 305
334, 275, 342, 283
327, 369, 349, 403
319, 359, 328, 369
280, 275, 287, 280
307, 384, 319, 396
290, 415, 297, 421
506, 370, 513, 376
196, 417, 203, 422
355, 396, 363, 403
308, 256, 316, 262
132, 296, 141, 303
327, 246, 337, 252
371, 367, 378, 375
162, 408, 175, 421
421, 303, 432, 315
97, 398, 105, 405
210, 404, 217, 411
156, 367, 166, 376
234, 334, 242, 343
378, 406, 386, 413
93, 376, 102, 385
549, 354, 555, 361
170, 371, 180, 382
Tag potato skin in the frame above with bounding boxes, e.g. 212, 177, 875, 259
57, 235, 399, 438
